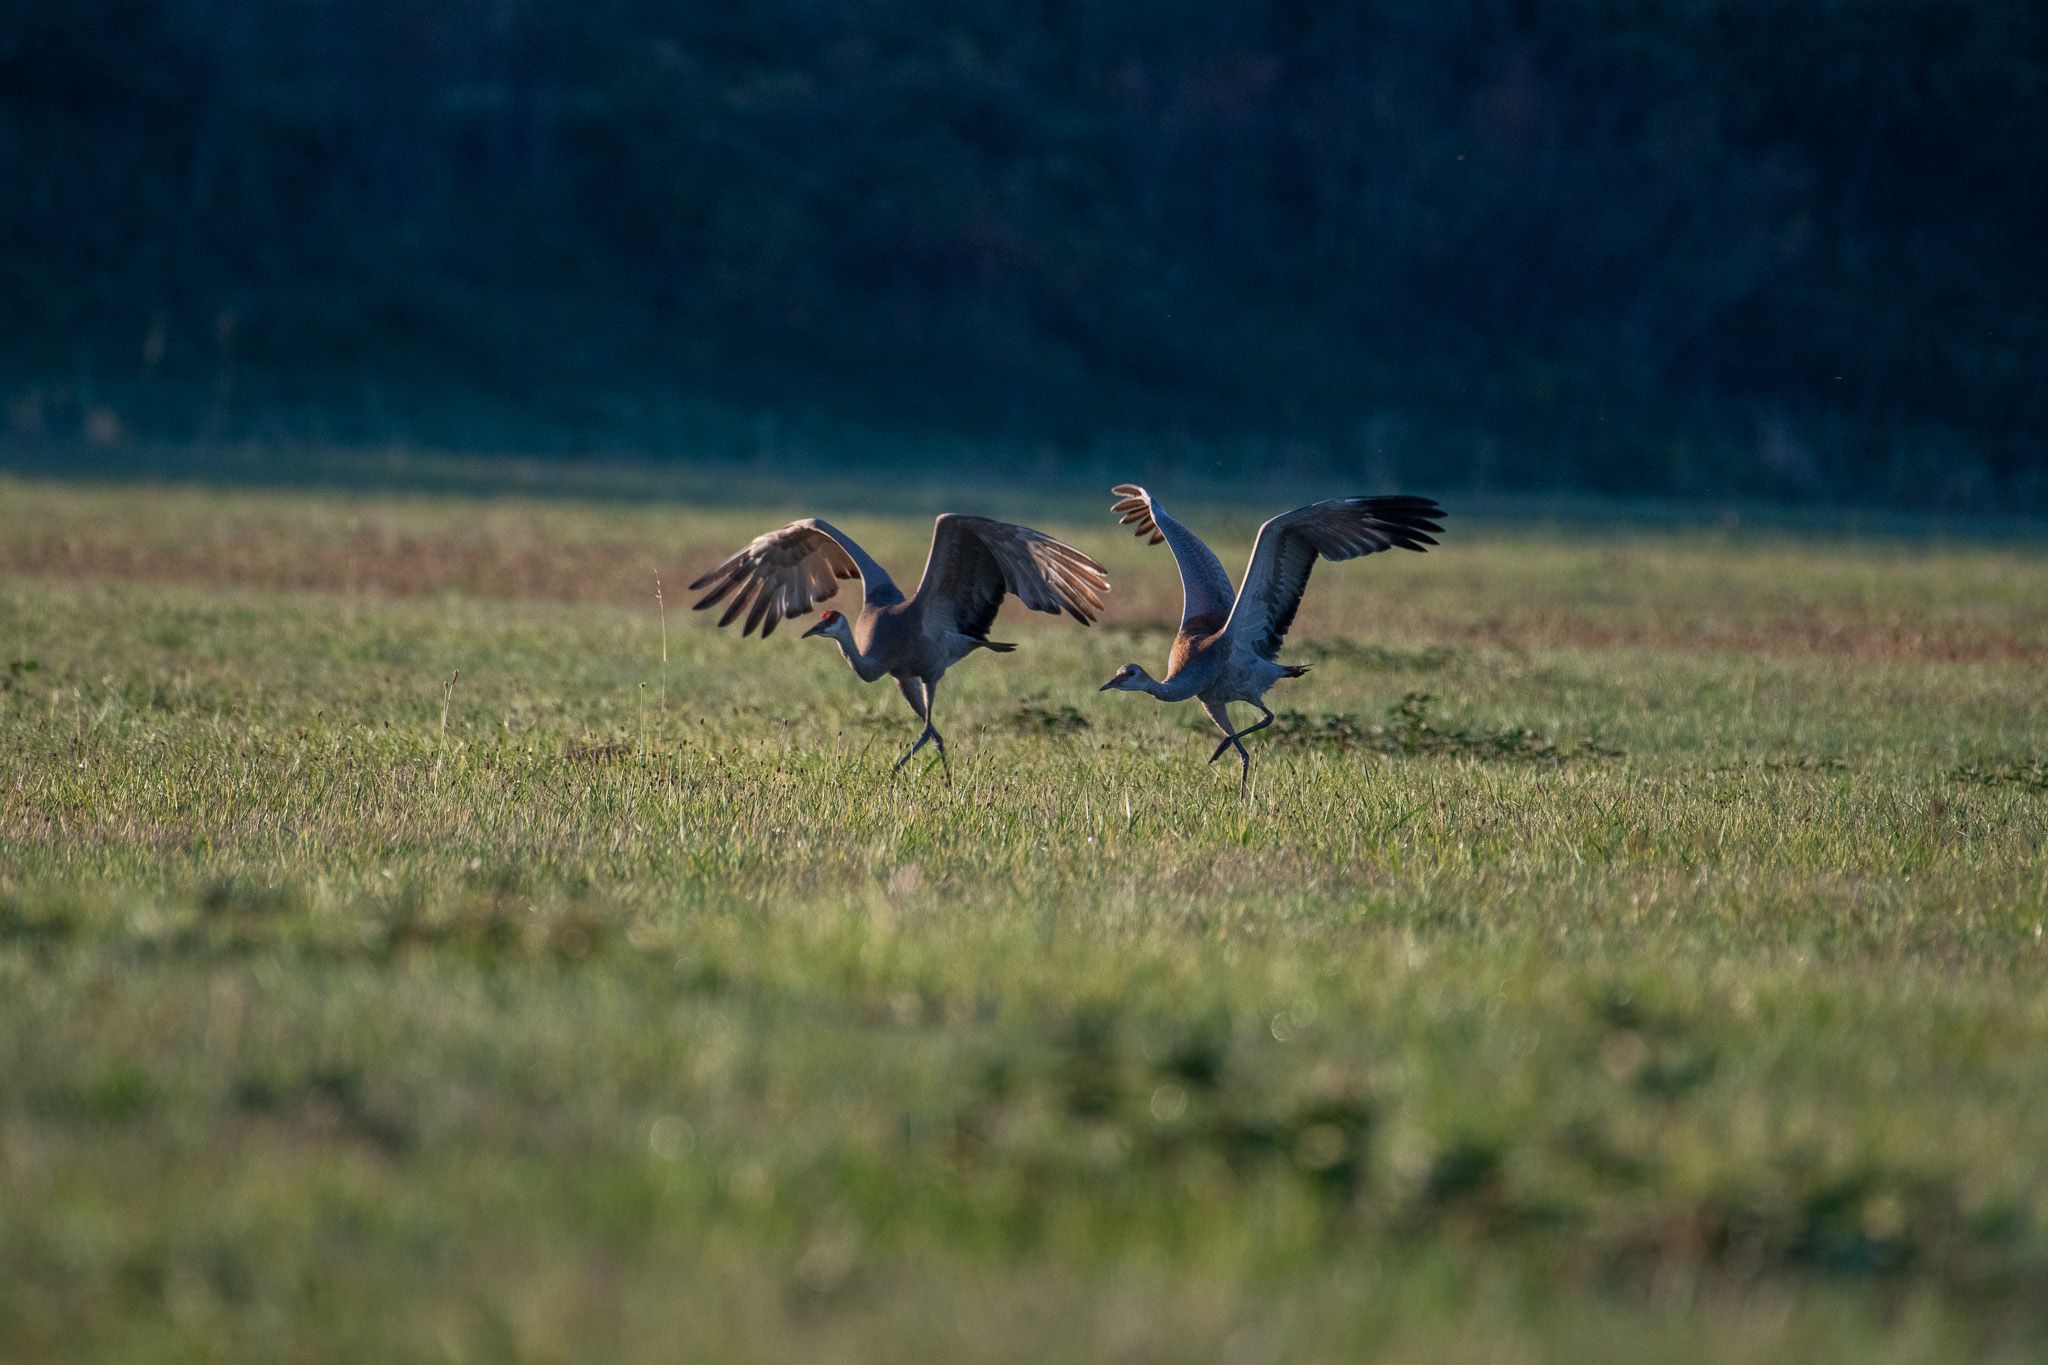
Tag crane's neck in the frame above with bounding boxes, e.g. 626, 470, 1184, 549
1126, 668, 1198, 702
823, 625, 885, 682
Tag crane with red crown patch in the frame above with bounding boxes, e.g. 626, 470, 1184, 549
689, 513, 1110, 780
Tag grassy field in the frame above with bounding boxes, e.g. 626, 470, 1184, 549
3, 470, 2046, 1362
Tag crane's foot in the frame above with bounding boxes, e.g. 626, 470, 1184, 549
1236, 742, 1252, 798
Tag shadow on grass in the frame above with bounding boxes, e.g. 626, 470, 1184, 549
1268, 692, 1621, 764
1952, 759, 2048, 792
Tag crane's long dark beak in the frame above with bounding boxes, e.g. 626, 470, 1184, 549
802, 620, 829, 638
1098, 676, 1119, 691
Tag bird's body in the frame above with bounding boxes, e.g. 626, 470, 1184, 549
839, 595, 1013, 683
690, 514, 1108, 777
1099, 484, 1444, 791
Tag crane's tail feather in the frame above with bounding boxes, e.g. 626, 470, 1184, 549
1280, 662, 1311, 678
978, 640, 1018, 653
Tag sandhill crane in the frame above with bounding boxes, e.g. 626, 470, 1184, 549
689, 514, 1110, 778
1098, 484, 1444, 793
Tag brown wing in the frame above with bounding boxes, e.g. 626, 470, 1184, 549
1222, 496, 1444, 660
686, 518, 899, 638
1109, 484, 1236, 630
913, 514, 1111, 639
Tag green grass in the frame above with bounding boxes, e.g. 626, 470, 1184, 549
2, 473, 2046, 1362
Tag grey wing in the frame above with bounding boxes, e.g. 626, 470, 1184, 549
1222, 496, 1444, 661
687, 518, 899, 638
1109, 484, 1235, 630
913, 514, 1111, 640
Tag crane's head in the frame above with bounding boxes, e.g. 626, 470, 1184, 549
802, 609, 849, 640
1099, 662, 1155, 693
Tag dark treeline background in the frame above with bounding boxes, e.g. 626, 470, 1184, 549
4, 0, 2044, 507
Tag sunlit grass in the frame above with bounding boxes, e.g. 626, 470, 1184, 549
2, 475, 2046, 1361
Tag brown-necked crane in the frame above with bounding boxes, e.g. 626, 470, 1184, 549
689, 514, 1110, 779
1098, 485, 1445, 793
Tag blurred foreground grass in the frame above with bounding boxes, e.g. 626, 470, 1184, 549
2, 473, 2046, 1361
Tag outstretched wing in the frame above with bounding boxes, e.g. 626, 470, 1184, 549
914, 515, 1110, 640
1222, 496, 1444, 661
687, 518, 901, 638
1109, 484, 1235, 632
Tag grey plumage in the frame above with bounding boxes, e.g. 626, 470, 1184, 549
1101, 484, 1444, 793
690, 514, 1110, 778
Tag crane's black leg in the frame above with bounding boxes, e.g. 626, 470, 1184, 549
1200, 700, 1271, 798
1208, 702, 1276, 763
924, 678, 951, 784
892, 729, 934, 775
1203, 701, 1237, 765
1235, 701, 1276, 745
892, 675, 936, 777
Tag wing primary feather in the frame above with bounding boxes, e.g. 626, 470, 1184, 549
686, 554, 744, 593
692, 568, 746, 610
717, 578, 759, 628
691, 519, 885, 635
743, 586, 775, 637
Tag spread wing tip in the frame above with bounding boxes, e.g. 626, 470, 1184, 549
690, 519, 869, 634
1111, 486, 1164, 542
